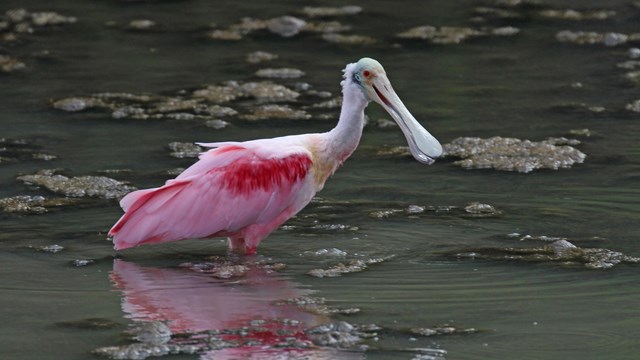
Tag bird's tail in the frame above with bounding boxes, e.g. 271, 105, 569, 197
109, 180, 188, 250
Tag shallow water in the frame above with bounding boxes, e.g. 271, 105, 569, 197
1, 0, 639, 359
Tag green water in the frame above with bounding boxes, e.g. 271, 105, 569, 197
1, 0, 639, 359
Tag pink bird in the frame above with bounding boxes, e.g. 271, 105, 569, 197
109, 58, 442, 254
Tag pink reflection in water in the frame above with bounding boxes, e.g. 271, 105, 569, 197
110, 260, 360, 359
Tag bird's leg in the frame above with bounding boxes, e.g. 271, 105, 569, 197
227, 236, 245, 253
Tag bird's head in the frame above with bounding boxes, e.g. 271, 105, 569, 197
346, 57, 443, 165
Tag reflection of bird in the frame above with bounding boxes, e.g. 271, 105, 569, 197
110, 58, 442, 254
110, 260, 322, 333
110, 260, 341, 359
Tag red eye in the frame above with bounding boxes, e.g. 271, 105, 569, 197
363, 70, 371, 78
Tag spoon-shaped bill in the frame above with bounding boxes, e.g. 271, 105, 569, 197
370, 77, 442, 164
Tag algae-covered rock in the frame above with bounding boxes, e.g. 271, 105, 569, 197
239, 81, 300, 102
167, 142, 203, 159
369, 203, 501, 219
322, 33, 376, 45
255, 67, 305, 79
33, 244, 64, 253
246, 51, 278, 64
240, 104, 311, 121
626, 99, 640, 112
556, 30, 639, 46
53, 90, 238, 120
127, 19, 156, 31
300, 6, 363, 18
56, 317, 120, 329
179, 255, 286, 279
303, 21, 351, 33
266, 15, 306, 37
1, 8, 76, 73
0, 138, 56, 164
0, 195, 80, 214
30, 11, 77, 26
464, 202, 501, 217
209, 14, 351, 41
0, 55, 26, 72
397, 25, 519, 44
411, 324, 479, 337
539, 9, 616, 21
17, 170, 135, 199
449, 239, 640, 270
207, 28, 243, 40
278, 296, 360, 316
443, 136, 586, 173
307, 257, 391, 278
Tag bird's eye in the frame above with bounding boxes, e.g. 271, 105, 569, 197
363, 70, 371, 78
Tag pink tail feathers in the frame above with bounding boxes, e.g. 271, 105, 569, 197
109, 181, 186, 250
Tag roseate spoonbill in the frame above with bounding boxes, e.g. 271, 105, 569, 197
109, 58, 442, 254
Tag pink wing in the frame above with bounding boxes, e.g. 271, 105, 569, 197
109, 143, 315, 250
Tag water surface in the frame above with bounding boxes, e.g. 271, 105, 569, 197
1, 0, 639, 359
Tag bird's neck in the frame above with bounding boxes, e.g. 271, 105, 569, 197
326, 83, 368, 163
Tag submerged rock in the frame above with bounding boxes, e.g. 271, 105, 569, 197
568, 128, 592, 137
322, 33, 376, 45
127, 321, 172, 345
127, 19, 156, 30
34, 244, 64, 253
0, 195, 79, 214
240, 104, 311, 121
0, 195, 47, 214
0, 138, 56, 164
179, 256, 286, 279
208, 13, 352, 42
53, 90, 238, 120
239, 81, 300, 102
204, 119, 229, 129
278, 296, 360, 316
0, 55, 26, 72
538, 9, 616, 21
449, 239, 640, 270
307, 257, 391, 278
207, 28, 243, 40
303, 248, 348, 257
56, 317, 120, 330
625, 71, 640, 85
464, 202, 501, 217
168, 142, 203, 159
443, 136, 586, 173
303, 21, 351, 34
255, 67, 305, 79
52, 97, 107, 112
30, 11, 77, 26
397, 25, 519, 44
306, 321, 363, 348
556, 30, 639, 47
300, 6, 363, 18
93, 342, 200, 360
246, 51, 278, 64
17, 170, 136, 199
192, 84, 243, 103
411, 324, 479, 337
472, 6, 523, 21
369, 203, 500, 219
71, 259, 95, 267
626, 99, 640, 112
267, 16, 307, 37
1, 8, 76, 73
311, 96, 342, 109
617, 60, 640, 70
